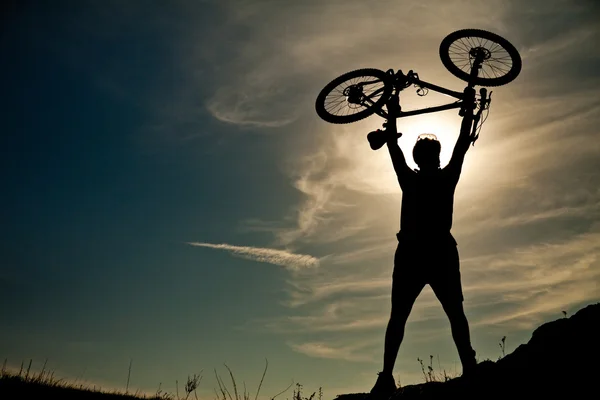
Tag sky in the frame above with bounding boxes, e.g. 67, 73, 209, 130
1, 0, 599, 398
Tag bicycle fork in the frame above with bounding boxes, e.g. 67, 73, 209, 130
459, 51, 486, 117
471, 88, 492, 145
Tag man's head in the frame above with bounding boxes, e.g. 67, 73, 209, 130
413, 134, 441, 171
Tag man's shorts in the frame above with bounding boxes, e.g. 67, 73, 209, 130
392, 232, 464, 306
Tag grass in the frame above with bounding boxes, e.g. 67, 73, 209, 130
0, 358, 322, 400
2, 333, 514, 398
0, 357, 165, 399
416, 355, 456, 383
498, 336, 507, 359
414, 335, 510, 384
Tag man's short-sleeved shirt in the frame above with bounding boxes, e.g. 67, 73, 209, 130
399, 165, 460, 240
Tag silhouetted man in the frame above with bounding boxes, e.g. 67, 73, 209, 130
370, 87, 478, 398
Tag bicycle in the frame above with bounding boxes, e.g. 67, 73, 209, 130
314, 29, 522, 149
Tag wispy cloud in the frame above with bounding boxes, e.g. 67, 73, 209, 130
187, 242, 319, 270
288, 339, 377, 363
205, 85, 300, 128
283, 276, 390, 308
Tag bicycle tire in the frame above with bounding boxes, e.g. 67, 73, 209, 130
315, 68, 393, 124
439, 29, 522, 87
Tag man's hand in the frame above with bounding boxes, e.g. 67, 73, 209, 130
386, 93, 400, 119
458, 86, 477, 141
385, 93, 401, 141
462, 86, 476, 115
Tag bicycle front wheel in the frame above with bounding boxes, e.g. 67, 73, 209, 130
315, 68, 393, 124
439, 29, 522, 87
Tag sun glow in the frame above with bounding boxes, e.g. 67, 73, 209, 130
330, 112, 460, 193
396, 112, 459, 169
323, 106, 506, 205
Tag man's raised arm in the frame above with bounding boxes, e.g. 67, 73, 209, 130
385, 94, 413, 188
447, 87, 477, 179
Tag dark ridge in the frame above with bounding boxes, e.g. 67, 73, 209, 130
335, 302, 600, 400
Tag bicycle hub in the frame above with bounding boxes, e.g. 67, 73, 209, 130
470, 47, 491, 61
344, 85, 363, 104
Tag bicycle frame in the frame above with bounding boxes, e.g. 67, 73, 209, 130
361, 46, 491, 121
362, 72, 466, 120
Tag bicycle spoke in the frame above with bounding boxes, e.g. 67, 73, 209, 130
361, 78, 385, 86
462, 37, 472, 50
457, 59, 471, 72
325, 91, 345, 104
455, 39, 472, 54
452, 59, 471, 68
327, 101, 344, 116
330, 98, 355, 115
448, 48, 468, 57
448, 55, 468, 62
489, 55, 513, 62
485, 63, 503, 78
449, 48, 469, 63
489, 57, 512, 69
326, 98, 347, 114
448, 52, 469, 59
449, 54, 469, 63
481, 37, 489, 49
492, 61, 509, 73
463, 37, 477, 54
492, 64, 503, 78
324, 97, 346, 112
494, 63, 508, 76
449, 43, 471, 61
489, 42, 502, 54
366, 84, 385, 97
450, 42, 470, 54
325, 102, 346, 114
466, 36, 478, 50
481, 65, 494, 78
324, 94, 345, 106
487, 57, 509, 72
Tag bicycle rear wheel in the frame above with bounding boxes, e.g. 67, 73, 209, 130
439, 29, 522, 87
315, 68, 393, 124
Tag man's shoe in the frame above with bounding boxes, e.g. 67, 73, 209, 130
461, 354, 478, 378
369, 372, 397, 399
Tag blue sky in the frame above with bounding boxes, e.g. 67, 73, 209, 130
2, 0, 600, 397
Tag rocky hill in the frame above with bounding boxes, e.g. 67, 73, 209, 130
335, 302, 600, 400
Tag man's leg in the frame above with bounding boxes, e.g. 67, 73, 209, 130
382, 278, 423, 375
371, 247, 424, 396
430, 247, 477, 375
440, 295, 477, 374
371, 277, 423, 396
